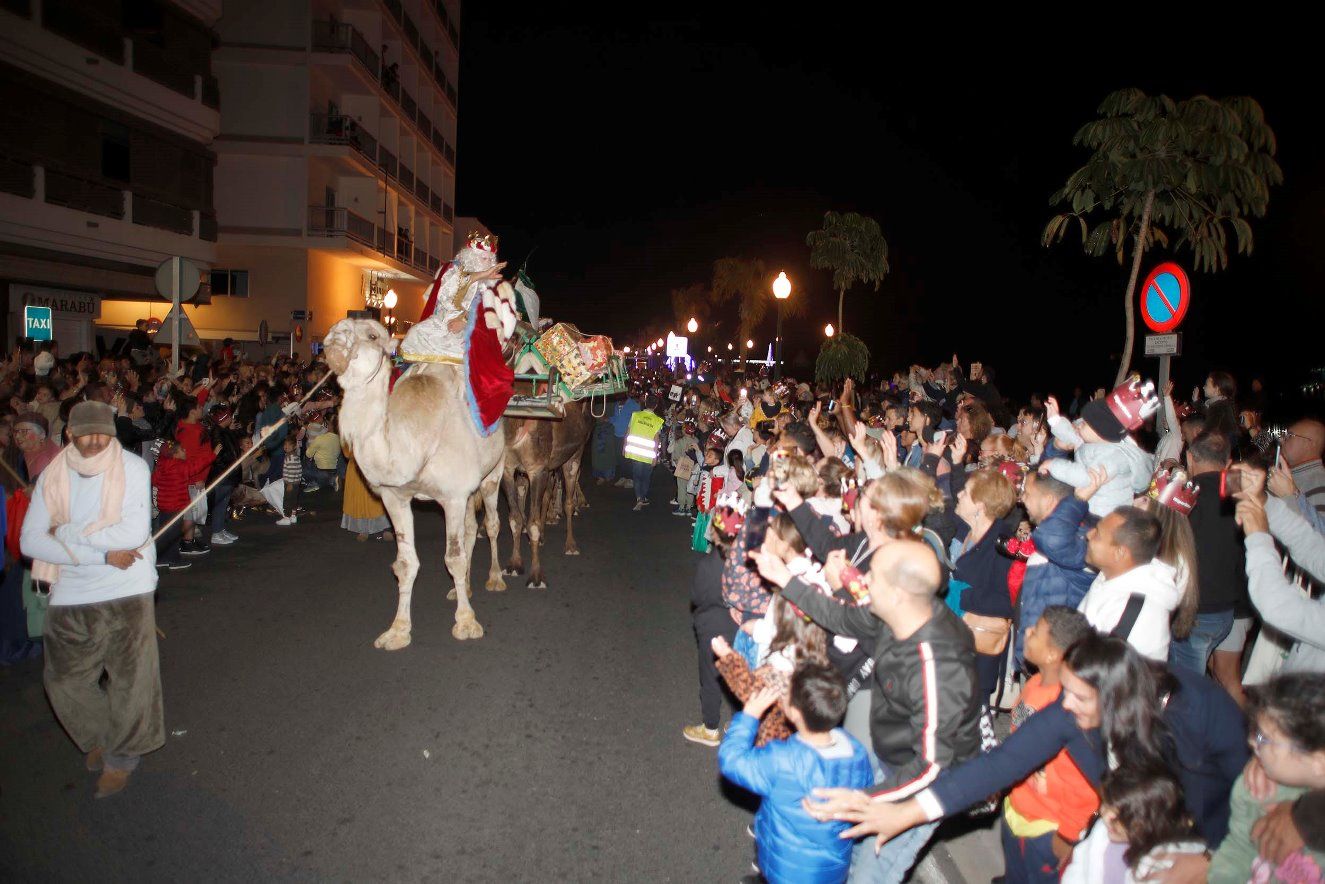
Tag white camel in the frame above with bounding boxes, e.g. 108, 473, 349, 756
324, 318, 507, 648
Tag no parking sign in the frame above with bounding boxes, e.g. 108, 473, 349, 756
1140, 262, 1190, 333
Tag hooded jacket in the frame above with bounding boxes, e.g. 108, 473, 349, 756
1046, 416, 1155, 518
1016, 496, 1097, 669
1078, 559, 1182, 661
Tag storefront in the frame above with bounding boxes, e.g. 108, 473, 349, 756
7, 283, 101, 354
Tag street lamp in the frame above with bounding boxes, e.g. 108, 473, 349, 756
727, 343, 733, 351
384, 288, 398, 331
687, 317, 698, 334
825, 323, 835, 338
656, 337, 665, 349
772, 271, 791, 380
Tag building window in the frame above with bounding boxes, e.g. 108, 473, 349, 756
210, 269, 249, 297
101, 123, 130, 182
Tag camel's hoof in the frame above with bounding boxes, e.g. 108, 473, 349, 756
452, 618, 484, 641
502, 566, 523, 577
565, 547, 580, 557
446, 587, 474, 601
527, 577, 548, 590
374, 628, 412, 651
486, 575, 507, 592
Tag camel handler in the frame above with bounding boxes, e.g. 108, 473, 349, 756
20, 401, 162, 799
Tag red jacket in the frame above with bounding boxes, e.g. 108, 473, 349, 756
175, 421, 216, 486
153, 455, 192, 511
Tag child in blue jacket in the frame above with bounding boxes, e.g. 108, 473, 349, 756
719, 660, 874, 884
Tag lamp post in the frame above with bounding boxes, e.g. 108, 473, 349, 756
824, 323, 835, 338
772, 271, 791, 380
687, 317, 698, 334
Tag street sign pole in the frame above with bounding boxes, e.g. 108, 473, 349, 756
172, 260, 182, 374
1140, 263, 1192, 438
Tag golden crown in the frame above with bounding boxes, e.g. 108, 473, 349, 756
466, 231, 499, 253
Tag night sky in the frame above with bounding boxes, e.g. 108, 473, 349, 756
456, 9, 1323, 402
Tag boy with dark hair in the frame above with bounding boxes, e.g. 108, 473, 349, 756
1002, 606, 1100, 883
1015, 471, 1097, 670
719, 661, 873, 884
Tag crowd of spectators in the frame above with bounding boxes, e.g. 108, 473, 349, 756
0, 335, 352, 664
621, 356, 1325, 884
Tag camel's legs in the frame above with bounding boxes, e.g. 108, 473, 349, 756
501, 467, 524, 576
375, 488, 419, 651
480, 463, 506, 592
545, 471, 562, 526
441, 494, 483, 640
526, 468, 549, 589
563, 453, 583, 556
573, 473, 589, 513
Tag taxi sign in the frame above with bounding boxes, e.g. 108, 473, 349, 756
24, 305, 53, 340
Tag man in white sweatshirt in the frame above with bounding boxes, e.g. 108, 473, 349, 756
20, 401, 161, 799
1078, 506, 1182, 661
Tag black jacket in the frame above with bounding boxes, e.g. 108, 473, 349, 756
691, 549, 735, 638
926, 665, 1247, 846
1189, 471, 1251, 615
780, 584, 982, 801
208, 426, 243, 484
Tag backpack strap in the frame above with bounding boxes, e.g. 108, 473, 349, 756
1110, 593, 1147, 640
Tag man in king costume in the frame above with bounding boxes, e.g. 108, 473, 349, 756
399, 232, 518, 435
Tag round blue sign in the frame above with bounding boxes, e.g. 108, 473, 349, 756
1140, 263, 1190, 333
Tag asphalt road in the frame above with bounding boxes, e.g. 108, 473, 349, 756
0, 470, 1000, 882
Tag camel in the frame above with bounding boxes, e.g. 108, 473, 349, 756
501, 400, 594, 588
324, 318, 506, 648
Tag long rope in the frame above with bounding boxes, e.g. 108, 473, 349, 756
144, 370, 336, 546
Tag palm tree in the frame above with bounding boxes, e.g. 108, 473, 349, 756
805, 211, 890, 336
711, 257, 768, 360
1044, 89, 1281, 386
669, 283, 711, 330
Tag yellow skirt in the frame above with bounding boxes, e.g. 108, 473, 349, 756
340, 457, 391, 535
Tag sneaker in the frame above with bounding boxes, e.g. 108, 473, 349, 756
219, 530, 239, 542
167, 561, 192, 571
672, 508, 689, 516
640, 498, 650, 507
669, 499, 679, 506
615, 478, 633, 489
276, 516, 297, 526
181, 541, 210, 556
211, 532, 236, 546
632, 501, 644, 512
303, 483, 321, 493
682, 724, 721, 746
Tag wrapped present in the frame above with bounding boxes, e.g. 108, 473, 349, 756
534, 323, 619, 391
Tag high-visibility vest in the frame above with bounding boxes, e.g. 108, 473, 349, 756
623, 410, 664, 464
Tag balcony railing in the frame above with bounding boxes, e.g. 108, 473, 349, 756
309, 113, 378, 161
311, 21, 380, 76
444, 143, 455, 166
442, 202, 454, 223
395, 237, 412, 262
414, 179, 429, 204
199, 211, 218, 242
133, 193, 193, 234
414, 247, 429, 270
400, 90, 417, 123
376, 225, 390, 253
131, 39, 196, 98
429, 193, 442, 216
417, 111, 433, 138
402, 12, 419, 48
428, 254, 441, 273
45, 169, 124, 219
42, 0, 124, 64
398, 163, 414, 191
308, 205, 375, 246
0, 155, 35, 199
377, 145, 397, 179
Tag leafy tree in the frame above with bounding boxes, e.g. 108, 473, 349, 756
1044, 89, 1281, 385
711, 257, 767, 345
806, 211, 890, 335
815, 333, 870, 385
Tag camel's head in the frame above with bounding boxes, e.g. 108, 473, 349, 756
324, 319, 394, 387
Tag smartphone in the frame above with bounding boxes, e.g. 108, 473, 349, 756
827, 400, 838, 413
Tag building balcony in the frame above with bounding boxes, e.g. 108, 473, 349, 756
199, 211, 218, 242
45, 168, 125, 219
398, 162, 414, 191
311, 20, 380, 77
308, 205, 376, 246
376, 0, 457, 114
41, 0, 124, 64
310, 113, 378, 162
429, 192, 441, 216
133, 193, 193, 235
395, 236, 412, 262
132, 38, 197, 99
377, 144, 398, 179
414, 178, 430, 204
0, 154, 35, 199
413, 246, 429, 271
442, 202, 453, 223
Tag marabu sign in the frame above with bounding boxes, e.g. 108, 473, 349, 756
8, 284, 102, 353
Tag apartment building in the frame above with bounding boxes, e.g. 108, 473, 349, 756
0, 0, 222, 353
211, 0, 462, 352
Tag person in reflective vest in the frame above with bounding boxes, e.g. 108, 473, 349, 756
625, 398, 664, 511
